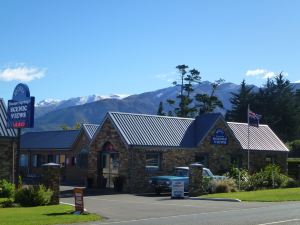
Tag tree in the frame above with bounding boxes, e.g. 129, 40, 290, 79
167, 65, 201, 117
252, 73, 298, 141
157, 101, 166, 116
60, 122, 81, 130
195, 79, 224, 115
226, 79, 254, 122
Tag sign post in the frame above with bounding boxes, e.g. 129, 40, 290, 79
171, 180, 184, 199
74, 187, 85, 213
7, 83, 35, 187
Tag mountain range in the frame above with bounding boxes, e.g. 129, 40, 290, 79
32, 82, 300, 131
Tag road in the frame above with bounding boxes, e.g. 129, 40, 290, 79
60, 188, 300, 225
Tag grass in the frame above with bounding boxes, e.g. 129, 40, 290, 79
201, 187, 300, 202
0, 203, 101, 225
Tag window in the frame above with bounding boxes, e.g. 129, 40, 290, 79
48, 155, 54, 163
145, 152, 161, 170
20, 154, 28, 167
265, 156, 276, 164
77, 148, 88, 168
32, 154, 45, 168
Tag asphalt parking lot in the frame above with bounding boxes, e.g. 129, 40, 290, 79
59, 186, 300, 224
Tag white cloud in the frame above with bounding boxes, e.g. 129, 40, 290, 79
245, 68, 276, 79
295, 80, 300, 83
0, 65, 46, 82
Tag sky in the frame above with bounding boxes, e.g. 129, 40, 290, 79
1, 0, 300, 102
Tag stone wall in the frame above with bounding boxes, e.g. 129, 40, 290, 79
88, 119, 130, 190
0, 138, 16, 182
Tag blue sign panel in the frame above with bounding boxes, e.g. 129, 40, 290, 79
211, 128, 228, 145
7, 83, 35, 128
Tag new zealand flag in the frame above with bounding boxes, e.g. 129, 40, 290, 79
248, 110, 262, 127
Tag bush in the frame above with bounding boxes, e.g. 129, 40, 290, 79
0, 198, 15, 208
211, 179, 237, 193
0, 179, 15, 198
15, 185, 53, 207
248, 164, 290, 190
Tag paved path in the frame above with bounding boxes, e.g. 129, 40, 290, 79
60, 189, 300, 225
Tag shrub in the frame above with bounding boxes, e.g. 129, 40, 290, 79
15, 185, 53, 207
248, 164, 290, 190
0, 179, 15, 198
211, 179, 237, 193
0, 198, 15, 208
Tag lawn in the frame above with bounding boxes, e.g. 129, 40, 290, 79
0, 203, 101, 225
201, 187, 300, 202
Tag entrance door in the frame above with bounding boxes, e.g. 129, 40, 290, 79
100, 152, 119, 188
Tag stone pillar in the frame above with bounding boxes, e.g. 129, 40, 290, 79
189, 163, 203, 197
42, 163, 60, 205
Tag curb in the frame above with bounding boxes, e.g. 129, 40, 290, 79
189, 197, 242, 202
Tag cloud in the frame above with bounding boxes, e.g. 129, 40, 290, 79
295, 80, 300, 83
0, 65, 46, 82
245, 68, 276, 79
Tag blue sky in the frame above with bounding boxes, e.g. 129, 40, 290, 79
1, 0, 300, 102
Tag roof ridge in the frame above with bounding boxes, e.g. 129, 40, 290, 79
227, 121, 268, 126
23, 129, 80, 135
108, 111, 195, 120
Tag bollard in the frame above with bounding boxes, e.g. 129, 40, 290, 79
189, 163, 204, 197
42, 163, 60, 205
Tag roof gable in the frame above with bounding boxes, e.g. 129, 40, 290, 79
227, 122, 289, 152
82, 124, 99, 140
0, 98, 16, 138
21, 129, 81, 150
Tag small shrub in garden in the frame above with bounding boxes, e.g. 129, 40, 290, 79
0, 198, 15, 208
0, 179, 15, 198
15, 185, 53, 207
211, 179, 237, 193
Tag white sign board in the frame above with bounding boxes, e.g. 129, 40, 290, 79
171, 180, 184, 199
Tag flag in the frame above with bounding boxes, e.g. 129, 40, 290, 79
248, 109, 262, 127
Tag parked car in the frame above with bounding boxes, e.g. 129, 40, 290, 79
148, 166, 225, 194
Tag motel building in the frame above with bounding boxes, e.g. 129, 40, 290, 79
19, 112, 289, 193
0, 98, 17, 183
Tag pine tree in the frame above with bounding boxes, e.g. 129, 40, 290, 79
195, 79, 224, 115
167, 65, 201, 117
157, 101, 166, 116
226, 80, 254, 122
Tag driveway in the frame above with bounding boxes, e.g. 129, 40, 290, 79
60, 186, 300, 224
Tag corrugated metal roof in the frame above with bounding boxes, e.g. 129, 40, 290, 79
0, 98, 16, 138
227, 122, 289, 152
21, 129, 80, 150
108, 112, 195, 147
82, 124, 99, 140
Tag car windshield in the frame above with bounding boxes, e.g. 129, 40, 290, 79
203, 168, 214, 177
173, 168, 189, 177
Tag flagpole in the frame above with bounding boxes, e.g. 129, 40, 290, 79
247, 104, 250, 171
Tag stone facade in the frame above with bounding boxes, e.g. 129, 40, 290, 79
89, 116, 288, 193
0, 138, 16, 182
42, 163, 60, 205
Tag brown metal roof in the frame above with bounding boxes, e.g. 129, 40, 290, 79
227, 122, 289, 152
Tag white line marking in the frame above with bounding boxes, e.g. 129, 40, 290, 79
60, 201, 87, 211
257, 219, 300, 225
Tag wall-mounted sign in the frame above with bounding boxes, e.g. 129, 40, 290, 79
7, 83, 35, 128
211, 128, 228, 145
